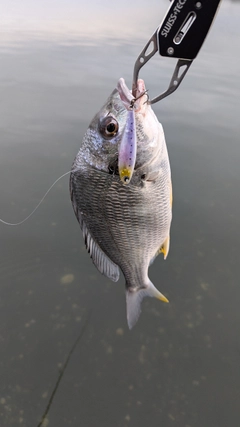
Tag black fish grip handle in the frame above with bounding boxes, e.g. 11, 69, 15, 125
132, 0, 222, 104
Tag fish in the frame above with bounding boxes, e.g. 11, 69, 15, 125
70, 78, 172, 329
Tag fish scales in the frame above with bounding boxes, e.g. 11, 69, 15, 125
71, 164, 169, 268
70, 78, 172, 328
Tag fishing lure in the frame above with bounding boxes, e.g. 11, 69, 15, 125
118, 107, 136, 184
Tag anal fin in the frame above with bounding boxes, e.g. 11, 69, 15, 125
160, 235, 170, 260
150, 235, 170, 266
170, 179, 173, 207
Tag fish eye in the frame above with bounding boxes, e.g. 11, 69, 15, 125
99, 116, 119, 138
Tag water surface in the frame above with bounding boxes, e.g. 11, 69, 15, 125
0, 1, 240, 426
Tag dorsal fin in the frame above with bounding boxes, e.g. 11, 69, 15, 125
81, 221, 120, 282
70, 178, 120, 282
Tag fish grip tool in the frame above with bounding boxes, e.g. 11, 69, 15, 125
132, 0, 222, 104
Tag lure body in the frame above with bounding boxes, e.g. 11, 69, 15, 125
118, 108, 136, 184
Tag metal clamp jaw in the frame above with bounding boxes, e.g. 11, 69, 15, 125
132, 30, 192, 104
132, 0, 222, 104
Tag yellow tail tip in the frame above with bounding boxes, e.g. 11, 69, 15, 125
158, 295, 169, 303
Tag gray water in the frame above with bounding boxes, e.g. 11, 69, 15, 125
0, 1, 240, 426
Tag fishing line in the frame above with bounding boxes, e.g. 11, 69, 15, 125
37, 311, 91, 427
0, 168, 78, 226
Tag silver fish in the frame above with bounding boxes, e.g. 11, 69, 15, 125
70, 78, 172, 329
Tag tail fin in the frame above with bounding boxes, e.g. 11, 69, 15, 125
126, 281, 169, 329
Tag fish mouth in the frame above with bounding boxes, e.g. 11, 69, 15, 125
108, 156, 119, 175
117, 78, 147, 112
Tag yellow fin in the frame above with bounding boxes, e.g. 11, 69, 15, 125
160, 235, 170, 260
170, 180, 173, 207
150, 235, 170, 266
157, 294, 169, 303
